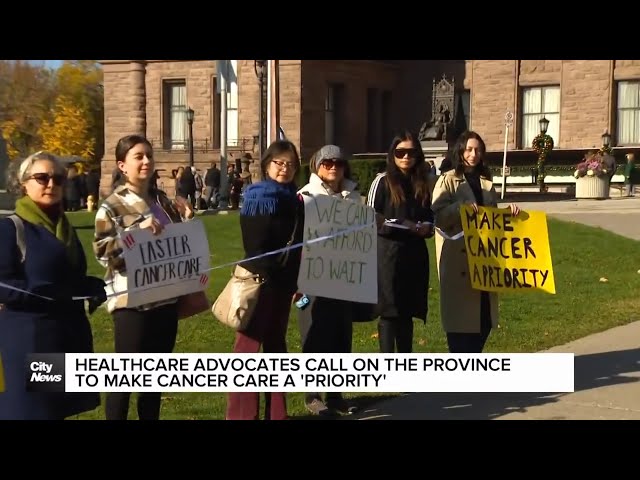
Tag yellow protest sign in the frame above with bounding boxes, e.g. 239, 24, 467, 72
459, 205, 556, 294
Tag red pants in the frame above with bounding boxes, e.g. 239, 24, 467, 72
226, 284, 292, 420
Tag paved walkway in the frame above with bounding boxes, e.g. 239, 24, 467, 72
353, 195, 640, 420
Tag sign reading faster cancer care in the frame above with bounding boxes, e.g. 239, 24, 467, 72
297, 194, 378, 304
122, 220, 211, 308
460, 205, 556, 294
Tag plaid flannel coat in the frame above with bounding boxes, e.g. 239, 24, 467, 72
93, 185, 189, 313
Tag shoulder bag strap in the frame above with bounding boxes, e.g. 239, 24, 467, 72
8, 215, 26, 264
277, 212, 299, 267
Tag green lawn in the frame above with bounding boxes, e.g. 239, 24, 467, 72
67, 210, 640, 420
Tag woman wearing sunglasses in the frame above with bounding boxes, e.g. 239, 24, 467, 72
367, 131, 436, 353
0, 151, 105, 419
296, 144, 361, 417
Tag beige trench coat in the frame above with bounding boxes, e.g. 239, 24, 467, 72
431, 170, 500, 334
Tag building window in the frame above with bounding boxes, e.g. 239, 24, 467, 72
325, 83, 344, 145
211, 76, 221, 149
521, 86, 560, 149
617, 81, 640, 145
163, 80, 187, 150
226, 60, 239, 147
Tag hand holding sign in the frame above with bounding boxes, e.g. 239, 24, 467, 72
459, 205, 555, 294
140, 216, 164, 235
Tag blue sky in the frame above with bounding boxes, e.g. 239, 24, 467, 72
27, 60, 63, 69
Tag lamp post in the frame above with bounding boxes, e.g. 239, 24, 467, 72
532, 116, 554, 193
254, 60, 267, 159
600, 131, 613, 156
500, 111, 514, 200
186, 107, 195, 167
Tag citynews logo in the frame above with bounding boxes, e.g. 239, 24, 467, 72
25, 354, 65, 392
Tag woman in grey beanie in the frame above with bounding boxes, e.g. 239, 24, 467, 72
296, 144, 361, 417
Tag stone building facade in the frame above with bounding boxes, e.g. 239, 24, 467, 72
98, 60, 466, 197
466, 60, 640, 162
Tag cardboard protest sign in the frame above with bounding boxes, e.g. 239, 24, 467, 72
297, 194, 378, 303
121, 220, 211, 308
460, 205, 556, 294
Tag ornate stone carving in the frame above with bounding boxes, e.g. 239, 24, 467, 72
419, 74, 456, 143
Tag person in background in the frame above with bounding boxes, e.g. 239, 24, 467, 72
624, 153, 635, 197
178, 166, 197, 209
64, 164, 81, 211
297, 144, 360, 417
226, 140, 304, 421
0, 151, 105, 420
203, 161, 221, 209
85, 167, 101, 204
431, 130, 520, 353
367, 130, 435, 353
93, 135, 194, 421
173, 166, 185, 199
192, 166, 204, 209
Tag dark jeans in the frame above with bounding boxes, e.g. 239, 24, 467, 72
446, 292, 492, 353
105, 303, 179, 420
378, 316, 414, 353
226, 284, 293, 420
298, 297, 353, 404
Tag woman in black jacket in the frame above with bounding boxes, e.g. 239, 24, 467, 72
225, 140, 304, 421
366, 130, 436, 353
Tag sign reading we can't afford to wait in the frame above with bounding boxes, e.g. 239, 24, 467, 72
297, 194, 378, 304
460, 205, 556, 294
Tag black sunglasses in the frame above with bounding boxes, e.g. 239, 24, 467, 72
320, 159, 346, 169
28, 172, 66, 186
394, 148, 418, 158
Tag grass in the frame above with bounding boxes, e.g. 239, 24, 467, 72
67, 211, 640, 420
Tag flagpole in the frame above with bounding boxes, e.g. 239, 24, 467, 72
266, 60, 280, 146
266, 60, 272, 146
218, 60, 228, 208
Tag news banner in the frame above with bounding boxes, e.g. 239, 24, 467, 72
25, 353, 574, 393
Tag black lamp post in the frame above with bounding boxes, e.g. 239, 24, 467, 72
532, 116, 554, 193
539, 116, 550, 135
254, 60, 267, 159
186, 107, 195, 167
601, 131, 612, 153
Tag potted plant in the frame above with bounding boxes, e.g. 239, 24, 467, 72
574, 152, 611, 199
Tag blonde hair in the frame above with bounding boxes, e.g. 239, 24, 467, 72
8, 151, 66, 195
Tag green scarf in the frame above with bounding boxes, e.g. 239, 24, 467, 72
14, 196, 80, 268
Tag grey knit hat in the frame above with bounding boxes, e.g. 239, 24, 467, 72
314, 145, 347, 171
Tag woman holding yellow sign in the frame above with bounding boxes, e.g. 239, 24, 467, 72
431, 131, 520, 353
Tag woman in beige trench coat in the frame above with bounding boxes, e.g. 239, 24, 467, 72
431, 131, 520, 353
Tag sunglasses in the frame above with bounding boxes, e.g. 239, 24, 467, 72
320, 159, 346, 169
394, 148, 419, 158
28, 172, 66, 186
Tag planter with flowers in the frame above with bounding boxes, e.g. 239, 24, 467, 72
574, 152, 610, 199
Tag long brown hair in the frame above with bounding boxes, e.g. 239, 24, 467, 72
385, 130, 430, 207
452, 130, 492, 178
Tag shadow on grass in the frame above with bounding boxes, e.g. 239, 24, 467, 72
499, 192, 576, 203
290, 394, 400, 420
347, 348, 640, 420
